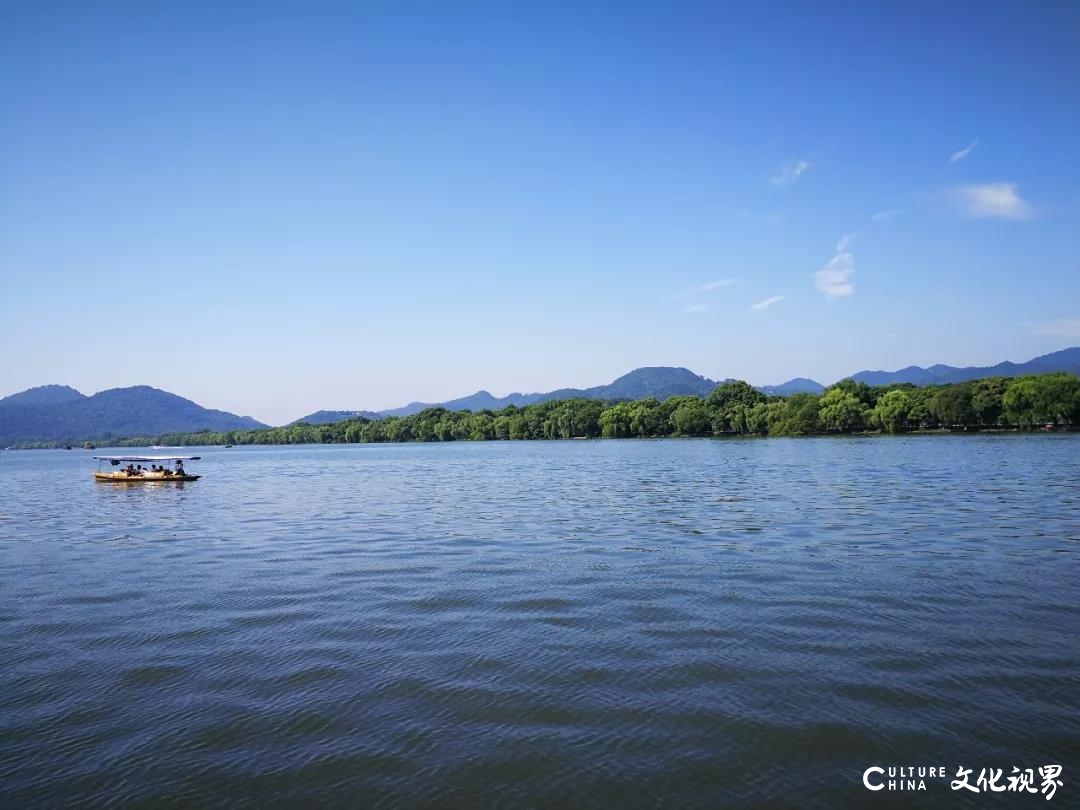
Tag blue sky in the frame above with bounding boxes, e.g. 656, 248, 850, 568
2, 1, 1078, 424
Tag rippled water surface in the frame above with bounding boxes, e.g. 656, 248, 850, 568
2, 438, 1078, 807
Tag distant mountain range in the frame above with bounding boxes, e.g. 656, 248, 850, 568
849, 347, 1080, 387
290, 409, 383, 426
376, 367, 726, 418
5, 348, 1077, 442
296, 347, 1080, 422
0, 385, 265, 445
290, 368, 723, 423
757, 378, 826, 397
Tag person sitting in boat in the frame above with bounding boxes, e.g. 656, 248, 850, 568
174, 460, 185, 476
126, 464, 137, 476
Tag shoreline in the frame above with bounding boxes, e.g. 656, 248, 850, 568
7, 426, 1078, 451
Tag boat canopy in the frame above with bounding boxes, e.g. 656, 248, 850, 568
93, 455, 202, 462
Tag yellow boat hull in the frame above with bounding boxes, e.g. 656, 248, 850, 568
94, 472, 201, 483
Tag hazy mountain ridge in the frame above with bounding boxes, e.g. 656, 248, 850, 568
757, 378, 826, 396
0, 385, 265, 444
850, 347, 1080, 387
292, 409, 384, 425
0, 384, 87, 407
379, 390, 540, 418
379, 368, 723, 418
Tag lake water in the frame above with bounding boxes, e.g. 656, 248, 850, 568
1, 437, 1078, 807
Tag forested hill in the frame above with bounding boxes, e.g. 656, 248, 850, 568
0, 385, 265, 445
379, 367, 724, 417
850, 347, 1080, 387
757, 378, 826, 396
291, 409, 383, 425
0, 384, 86, 406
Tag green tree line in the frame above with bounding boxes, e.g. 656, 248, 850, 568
95, 372, 1080, 448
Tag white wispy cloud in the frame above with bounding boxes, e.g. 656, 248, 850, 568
1028, 318, 1080, 338
670, 278, 739, 310
814, 238, 855, 299
770, 159, 810, 188
951, 182, 1032, 220
836, 232, 857, 252
750, 295, 785, 311
871, 209, 902, 222
949, 139, 979, 163
696, 278, 739, 292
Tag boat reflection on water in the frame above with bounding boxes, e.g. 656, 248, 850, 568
97, 478, 191, 489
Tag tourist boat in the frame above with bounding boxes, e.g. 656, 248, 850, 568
92, 455, 202, 483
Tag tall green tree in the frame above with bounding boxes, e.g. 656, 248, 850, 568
929, 383, 974, 427
829, 378, 875, 407
707, 381, 766, 410
871, 389, 913, 433
769, 393, 822, 436
599, 403, 634, 438
969, 378, 1008, 426
818, 388, 866, 432
670, 399, 711, 435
